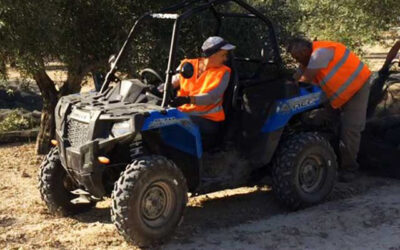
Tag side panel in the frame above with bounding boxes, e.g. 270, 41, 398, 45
262, 86, 324, 132
142, 108, 203, 158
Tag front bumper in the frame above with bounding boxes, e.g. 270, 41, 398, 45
56, 130, 136, 198
53, 93, 149, 197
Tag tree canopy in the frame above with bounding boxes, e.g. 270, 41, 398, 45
0, 0, 399, 154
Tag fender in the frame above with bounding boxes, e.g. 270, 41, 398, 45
142, 108, 203, 158
262, 86, 324, 133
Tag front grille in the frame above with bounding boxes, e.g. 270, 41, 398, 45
67, 118, 89, 147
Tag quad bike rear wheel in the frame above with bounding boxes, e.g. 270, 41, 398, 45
271, 132, 337, 210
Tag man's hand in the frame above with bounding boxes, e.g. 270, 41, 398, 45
293, 65, 306, 81
157, 83, 165, 93
298, 68, 320, 85
293, 71, 302, 81
169, 96, 191, 107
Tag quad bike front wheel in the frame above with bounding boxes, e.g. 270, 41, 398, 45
38, 148, 96, 216
111, 155, 188, 247
271, 132, 337, 210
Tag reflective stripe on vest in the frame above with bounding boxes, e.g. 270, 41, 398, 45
178, 58, 230, 121
329, 61, 365, 101
183, 105, 223, 116
312, 41, 371, 108
320, 49, 350, 87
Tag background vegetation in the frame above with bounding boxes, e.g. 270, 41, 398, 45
0, 0, 399, 154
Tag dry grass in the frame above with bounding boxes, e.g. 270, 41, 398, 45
0, 143, 134, 249
2, 143, 400, 249
0, 143, 269, 249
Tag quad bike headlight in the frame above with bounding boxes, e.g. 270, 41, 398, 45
111, 120, 133, 137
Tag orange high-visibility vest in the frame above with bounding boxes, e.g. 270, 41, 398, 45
178, 58, 231, 121
312, 41, 371, 108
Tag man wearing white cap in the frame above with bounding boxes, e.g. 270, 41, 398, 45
169, 36, 236, 148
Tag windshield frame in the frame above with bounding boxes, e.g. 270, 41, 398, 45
100, 0, 282, 108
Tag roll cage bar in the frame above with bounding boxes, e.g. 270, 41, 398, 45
100, 0, 283, 108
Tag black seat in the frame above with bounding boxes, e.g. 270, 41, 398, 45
219, 54, 241, 142
222, 54, 238, 121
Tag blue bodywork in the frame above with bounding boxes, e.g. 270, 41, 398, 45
262, 86, 324, 132
142, 86, 324, 158
142, 109, 203, 158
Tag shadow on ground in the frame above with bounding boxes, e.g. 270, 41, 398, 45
73, 206, 112, 224
55, 173, 395, 247
174, 188, 283, 242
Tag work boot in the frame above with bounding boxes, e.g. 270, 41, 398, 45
338, 169, 359, 183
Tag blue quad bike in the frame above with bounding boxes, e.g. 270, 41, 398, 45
39, 0, 340, 246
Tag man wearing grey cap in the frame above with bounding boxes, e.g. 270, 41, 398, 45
169, 36, 236, 148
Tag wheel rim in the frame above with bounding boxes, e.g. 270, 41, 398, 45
298, 154, 327, 193
140, 181, 175, 228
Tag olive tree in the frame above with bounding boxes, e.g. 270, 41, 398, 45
0, 0, 399, 155
0, 0, 170, 154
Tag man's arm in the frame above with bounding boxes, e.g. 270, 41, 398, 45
293, 65, 306, 81
192, 71, 230, 105
298, 68, 321, 84
297, 48, 334, 84
170, 71, 230, 107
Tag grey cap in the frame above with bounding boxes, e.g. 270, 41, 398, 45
201, 36, 236, 57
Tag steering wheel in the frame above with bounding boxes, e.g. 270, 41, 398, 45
139, 68, 165, 98
139, 68, 164, 86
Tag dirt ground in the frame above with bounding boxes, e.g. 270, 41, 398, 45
1, 143, 400, 250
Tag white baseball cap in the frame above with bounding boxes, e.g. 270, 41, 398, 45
201, 36, 236, 57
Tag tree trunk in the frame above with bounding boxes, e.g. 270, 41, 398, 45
34, 63, 92, 155
33, 69, 58, 155
59, 73, 83, 97
0, 60, 6, 78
